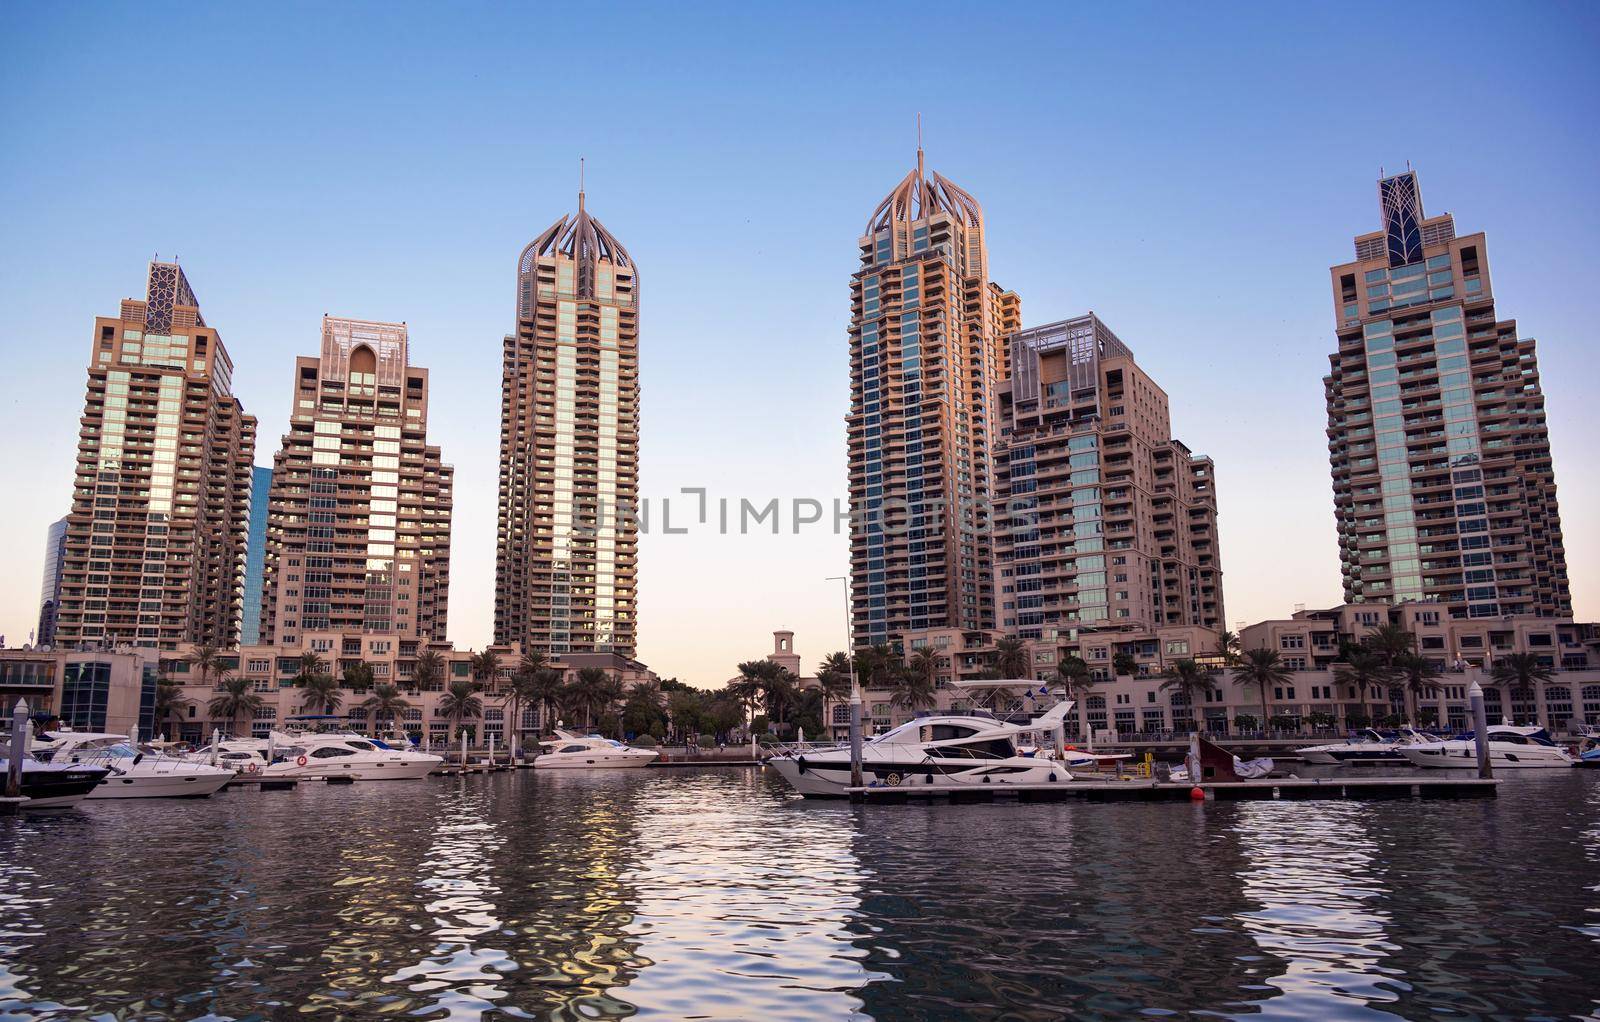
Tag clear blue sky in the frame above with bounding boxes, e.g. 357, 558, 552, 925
2, 2, 1596, 685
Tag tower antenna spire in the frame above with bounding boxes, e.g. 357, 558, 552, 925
579, 156, 585, 214
916, 113, 924, 183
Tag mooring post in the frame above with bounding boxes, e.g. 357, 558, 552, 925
1469, 680, 1492, 779
6, 698, 28, 798
849, 677, 864, 791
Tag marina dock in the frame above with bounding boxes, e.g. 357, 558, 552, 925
845, 775, 1499, 803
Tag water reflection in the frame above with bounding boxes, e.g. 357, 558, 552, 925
0, 768, 1598, 1020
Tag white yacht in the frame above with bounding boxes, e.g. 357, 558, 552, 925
1399, 725, 1576, 770
190, 728, 442, 781
767, 701, 1077, 798
1299, 727, 1444, 766
34, 731, 233, 798
533, 730, 658, 769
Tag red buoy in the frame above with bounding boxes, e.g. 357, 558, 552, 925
1189, 786, 1205, 801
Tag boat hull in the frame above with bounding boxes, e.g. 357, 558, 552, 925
4, 765, 109, 809
533, 751, 657, 769
1400, 744, 1574, 769
286, 757, 442, 781
768, 754, 1072, 798
88, 768, 234, 799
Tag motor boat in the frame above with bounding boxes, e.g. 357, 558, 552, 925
188, 727, 442, 781
766, 700, 1077, 798
32, 731, 233, 799
533, 730, 658, 769
1299, 727, 1444, 766
1399, 724, 1576, 770
0, 757, 109, 809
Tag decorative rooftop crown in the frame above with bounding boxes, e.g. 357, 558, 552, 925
866, 149, 984, 235
518, 191, 633, 298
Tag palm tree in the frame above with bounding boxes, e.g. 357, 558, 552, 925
297, 673, 344, 716
187, 642, 223, 688
518, 649, 550, 680
413, 649, 446, 691
1334, 648, 1394, 724
1159, 660, 1217, 730
342, 661, 375, 693
993, 635, 1031, 679
762, 669, 800, 729
816, 652, 853, 701
731, 661, 770, 732
1111, 652, 1139, 679
1212, 630, 1242, 666
292, 651, 327, 689
1056, 656, 1098, 744
206, 673, 262, 737
529, 668, 566, 732
1365, 623, 1415, 671
565, 667, 617, 728
502, 667, 543, 757
852, 643, 900, 689
1232, 647, 1292, 733
470, 649, 502, 694
1394, 652, 1442, 725
906, 647, 941, 691
361, 683, 411, 728
1492, 653, 1552, 721
437, 678, 482, 743
152, 678, 192, 741
890, 666, 937, 712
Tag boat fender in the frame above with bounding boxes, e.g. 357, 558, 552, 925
982, 775, 991, 784
245, 762, 259, 774
1049, 774, 1058, 782
1190, 786, 1205, 801
296, 755, 308, 767
796, 756, 807, 776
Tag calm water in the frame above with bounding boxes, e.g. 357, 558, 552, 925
2, 767, 1598, 1021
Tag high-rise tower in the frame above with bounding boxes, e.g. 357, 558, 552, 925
994, 315, 1224, 641
36, 515, 68, 646
260, 317, 452, 645
1325, 171, 1570, 618
495, 192, 640, 656
848, 149, 1017, 646
54, 262, 257, 651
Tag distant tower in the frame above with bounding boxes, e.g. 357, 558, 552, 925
495, 187, 640, 656
1325, 171, 1569, 617
239, 466, 272, 645
770, 630, 801, 676
261, 316, 453, 645
54, 262, 257, 651
848, 146, 1017, 646
36, 515, 68, 646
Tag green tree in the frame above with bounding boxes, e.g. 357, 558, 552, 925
1056, 656, 1098, 743
565, 667, 621, 728
993, 635, 1031, 679
1232, 647, 1292, 732
1111, 652, 1139, 678
438, 678, 483, 742
362, 683, 411, 726
1334, 648, 1394, 720
470, 649, 502, 694
529, 668, 566, 732
297, 672, 344, 716
292, 651, 327, 688
502, 667, 543, 756
1365, 623, 1415, 670
342, 661, 375, 693
1212, 630, 1243, 666
731, 661, 771, 733
622, 680, 667, 739
1394, 652, 1442, 725
152, 677, 192, 740
413, 649, 446, 691
816, 652, 853, 701
206, 673, 262, 737
890, 653, 938, 712
187, 642, 224, 688
667, 688, 705, 740
1159, 660, 1217, 729
1491, 653, 1553, 720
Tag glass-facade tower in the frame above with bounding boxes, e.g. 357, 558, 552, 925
847, 148, 1018, 647
495, 192, 640, 656
240, 465, 271, 645
1325, 172, 1570, 618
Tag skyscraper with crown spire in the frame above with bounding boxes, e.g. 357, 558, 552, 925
847, 148, 1019, 647
494, 188, 640, 656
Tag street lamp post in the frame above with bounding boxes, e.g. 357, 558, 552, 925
826, 575, 863, 791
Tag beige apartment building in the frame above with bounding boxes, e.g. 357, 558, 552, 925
1326, 170, 1570, 619
53, 261, 257, 652
259, 317, 452, 646
495, 191, 640, 657
995, 314, 1224, 645
848, 147, 1019, 646
0, 647, 157, 736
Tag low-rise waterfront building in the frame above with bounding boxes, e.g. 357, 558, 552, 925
0, 646, 157, 736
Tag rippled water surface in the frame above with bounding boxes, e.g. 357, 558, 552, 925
2, 767, 1598, 1020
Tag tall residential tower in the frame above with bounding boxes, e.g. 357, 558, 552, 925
495, 193, 640, 656
848, 149, 1018, 646
54, 262, 257, 651
260, 317, 452, 645
994, 315, 1224, 642
1325, 171, 1569, 618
